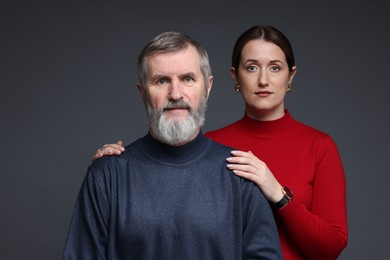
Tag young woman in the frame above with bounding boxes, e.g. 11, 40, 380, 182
92, 25, 348, 259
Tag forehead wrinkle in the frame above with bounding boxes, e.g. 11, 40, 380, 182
146, 45, 202, 81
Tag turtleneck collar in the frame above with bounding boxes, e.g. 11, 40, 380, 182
239, 110, 298, 138
138, 131, 210, 165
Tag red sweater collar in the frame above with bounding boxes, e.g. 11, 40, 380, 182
239, 110, 297, 137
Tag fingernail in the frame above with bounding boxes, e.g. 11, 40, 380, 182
231, 150, 238, 154
226, 157, 233, 162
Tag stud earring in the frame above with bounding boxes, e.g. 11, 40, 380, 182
235, 83, 241, 93
287, 84, 292, 93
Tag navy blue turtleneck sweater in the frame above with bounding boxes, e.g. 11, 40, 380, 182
63, 133, 282, 259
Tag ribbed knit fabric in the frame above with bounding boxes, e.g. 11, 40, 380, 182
63, 132, 282, 259
206, 111, 348, 260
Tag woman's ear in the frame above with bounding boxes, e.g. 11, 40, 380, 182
230, 67, 238, 84
289, 66, 297, 84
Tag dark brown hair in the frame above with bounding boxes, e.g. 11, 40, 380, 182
231, 25, 295, 74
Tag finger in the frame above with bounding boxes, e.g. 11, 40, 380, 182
98, 145, 124, 155
97, 147, 115, 155
231, 169, 260, 182
226, 163, 259, 174
227, 155, 268, 174
108, 145, 125, 152
226, 155, 260, 166
231, 150, 259, 161
104, 143, 125, 152
102, 148, 116, 155
231, 150, 265, 163
92, 151, 103, 161
230, 150, 252, 157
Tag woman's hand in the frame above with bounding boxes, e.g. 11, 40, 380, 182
92, 140, 125, 161
226, 150, 284, 203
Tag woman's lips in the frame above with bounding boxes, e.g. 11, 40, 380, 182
256, 91, 272, 97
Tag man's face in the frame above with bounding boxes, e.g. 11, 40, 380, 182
138, 45, 213, 145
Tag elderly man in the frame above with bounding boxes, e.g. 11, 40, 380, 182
63, 32, 282, 259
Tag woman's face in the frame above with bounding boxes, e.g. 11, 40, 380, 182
232, 39, 296, 121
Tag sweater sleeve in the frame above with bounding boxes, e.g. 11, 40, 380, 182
277, 136, 348, 259
63, 166, 110, 260
241, 179, 283, 259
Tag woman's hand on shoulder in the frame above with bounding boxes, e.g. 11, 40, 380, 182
226, 150, 283, 203
92, 140, 125, 161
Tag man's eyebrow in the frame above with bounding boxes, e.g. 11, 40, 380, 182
150, 74, 169, 82
179, 72, 196, 78
150, 72, 197, 83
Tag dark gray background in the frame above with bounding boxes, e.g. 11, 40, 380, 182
1, 1, 389, 259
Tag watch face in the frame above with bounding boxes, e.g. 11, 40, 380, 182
284, 186, 293, 199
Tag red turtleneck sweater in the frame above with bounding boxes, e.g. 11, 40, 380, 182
205, 110, 348, 260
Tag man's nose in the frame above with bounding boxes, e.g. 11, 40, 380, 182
169, 80, 184, 100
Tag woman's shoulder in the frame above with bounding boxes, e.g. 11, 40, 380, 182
292, 119, 340, 152
205, 118, 244, 138
295, 119, 329, 136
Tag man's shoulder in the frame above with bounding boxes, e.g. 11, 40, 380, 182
89, 137, 143, 172
205, 135, 236, 152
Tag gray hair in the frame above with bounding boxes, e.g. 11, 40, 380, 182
137, 31, 212, 89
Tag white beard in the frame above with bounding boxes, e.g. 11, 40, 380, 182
145, 97, 207, 146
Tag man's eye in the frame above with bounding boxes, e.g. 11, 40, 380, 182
184, 76, 193, 82
157, 78, 167, 85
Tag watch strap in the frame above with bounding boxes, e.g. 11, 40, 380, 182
274, 196, 290, 209
273, 186, 293, 209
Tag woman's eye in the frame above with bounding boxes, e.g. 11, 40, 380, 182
247, 65, 258, 72
270, 66, 280, 72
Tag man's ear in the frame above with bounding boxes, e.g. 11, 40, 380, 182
206, 76, 213, 98
137, 81, 145, 99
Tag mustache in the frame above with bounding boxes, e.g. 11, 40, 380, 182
163, 100, 192, 110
